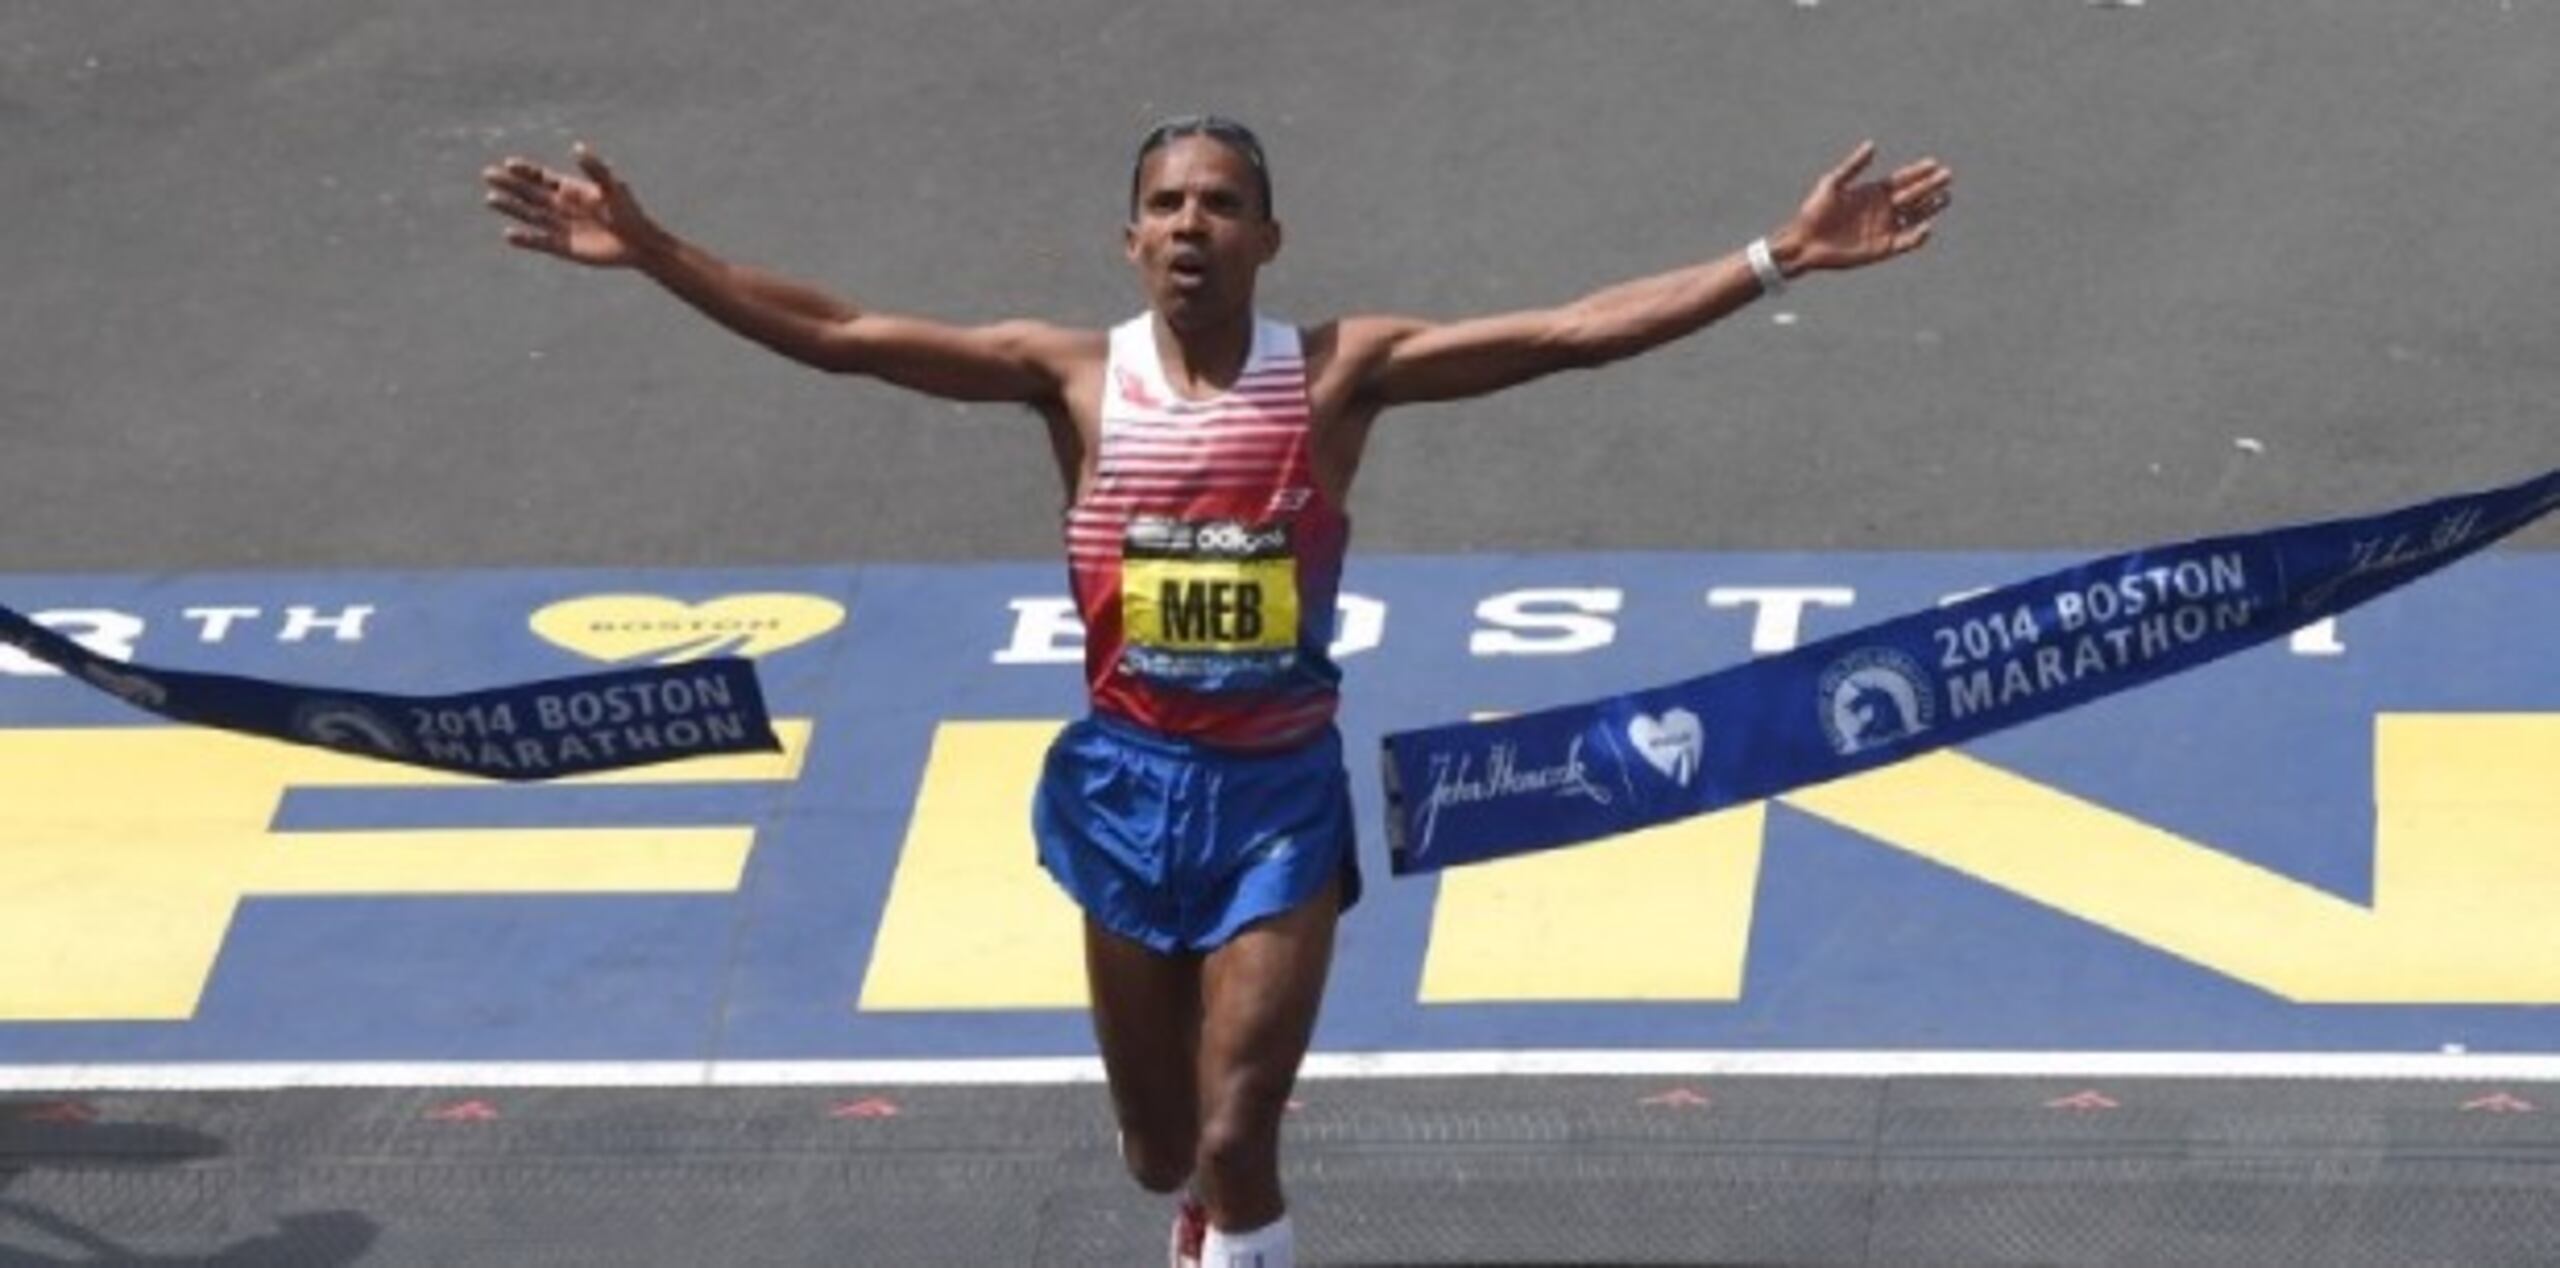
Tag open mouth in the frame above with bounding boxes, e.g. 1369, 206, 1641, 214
1167, 251, 1209, 287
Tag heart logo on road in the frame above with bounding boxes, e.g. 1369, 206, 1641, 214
530, 593, 844, 664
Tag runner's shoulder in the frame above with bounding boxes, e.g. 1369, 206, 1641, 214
1298, 315, 1430, 401
984, 320, 1109, 372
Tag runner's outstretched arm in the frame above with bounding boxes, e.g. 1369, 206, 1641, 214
480, 142, 1092, 404
1335, 140, 1952, 408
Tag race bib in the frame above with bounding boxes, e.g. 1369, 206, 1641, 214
1120, 516, 1300, 680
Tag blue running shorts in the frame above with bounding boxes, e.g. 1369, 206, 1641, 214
1034, 712, 1363, 954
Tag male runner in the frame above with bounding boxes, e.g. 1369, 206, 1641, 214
481, 116, 1950, 1268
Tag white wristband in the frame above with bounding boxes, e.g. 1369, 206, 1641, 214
1746, 236, 1787, 297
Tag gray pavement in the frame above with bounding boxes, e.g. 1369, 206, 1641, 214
2, 1, 2551, 571
10, 1077, 2560, 1266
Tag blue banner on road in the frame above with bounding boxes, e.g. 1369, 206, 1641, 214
1381, 467, 2560, 874
0, 604, 780, 780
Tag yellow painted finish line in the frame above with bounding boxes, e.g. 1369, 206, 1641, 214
6, 714, 2556, 1023
0, 722, 808, 1022
861, 714, 2560, 1010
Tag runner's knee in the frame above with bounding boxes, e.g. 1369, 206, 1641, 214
1120, 1126, 1196, 1193
1194, 1097, 1282, 1184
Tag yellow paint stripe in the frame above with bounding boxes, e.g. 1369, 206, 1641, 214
0, 720, 802, 1023
858, 721, 1086, 1011
0, 731, 273, 1020
248, 828, 755, 894
0, 875, 239, 1021
2371, 714, 2560, 955
1782, 715, 2560, 1002
1421, 805, 1767, 1002
0, 729, 300, 826
2375, 713, 2560, 806
1784, 751, 2371, 988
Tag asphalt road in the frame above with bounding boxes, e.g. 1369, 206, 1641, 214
3, 1, 2551, 572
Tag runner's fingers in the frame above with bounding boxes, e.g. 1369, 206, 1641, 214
484, 192, 558, 230
1824, 139, 1879, 193
482, 168, 555, 206
1888, 158, 1948, 193
488, 158, 572, 202
501, 157, 559, 184
572, 142, 619, 193
1893, 169, 1954, 213
1889, 187, 1952, 235
501, 225, 562, 253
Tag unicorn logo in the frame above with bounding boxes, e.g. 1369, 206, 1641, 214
1817, 648, 1936, 757
1844, 678, 1917, 746
292, 700, 413, 759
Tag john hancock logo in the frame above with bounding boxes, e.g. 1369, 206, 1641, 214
1413, 736, 1614, 856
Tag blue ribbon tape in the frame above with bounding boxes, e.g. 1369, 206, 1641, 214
0, 606, 781, 780
1382, 467, 2560, 875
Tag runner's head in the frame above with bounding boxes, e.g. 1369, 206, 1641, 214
1129, 114, 1272, 219
1125, 114, 1281, 329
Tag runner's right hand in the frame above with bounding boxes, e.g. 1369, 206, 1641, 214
481, 142, 664, 268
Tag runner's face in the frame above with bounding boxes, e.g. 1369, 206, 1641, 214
1124, 137, 1279, 327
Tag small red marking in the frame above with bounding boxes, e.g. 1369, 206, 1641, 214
1115, 367, 1161, 410
20, 1100, 99, 1124
1640, 1087, 1711, 1108
424, 1099, 500, 1122
2461, 1092, 2536, 1114
830, 1097, 901, 1119
2043, 1090, 2120, 1111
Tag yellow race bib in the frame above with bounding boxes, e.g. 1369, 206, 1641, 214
1121, 517, 1300, 656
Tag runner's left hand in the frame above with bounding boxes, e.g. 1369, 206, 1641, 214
1771, 141, 1951, 273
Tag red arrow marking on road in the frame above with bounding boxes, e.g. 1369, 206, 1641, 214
830, 1097, 901, 1119
2461, 1092, 2536, 1114
20, 1100, 99, 1124
1640, 1087, 1711, 1108
2044, 1090, 2120, 1111
424, 1099, 500, 1122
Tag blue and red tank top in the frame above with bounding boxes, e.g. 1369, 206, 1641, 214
1064, 314, 1350, 751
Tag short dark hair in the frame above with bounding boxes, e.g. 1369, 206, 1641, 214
1128, 114, 1272, 219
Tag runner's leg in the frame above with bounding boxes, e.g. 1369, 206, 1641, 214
1191, 870, 1341, 1232
1084, 916, 1203, 1194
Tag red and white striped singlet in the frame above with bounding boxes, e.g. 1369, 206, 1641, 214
1064, 314, 1350, 751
